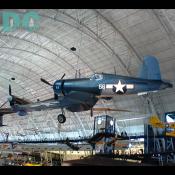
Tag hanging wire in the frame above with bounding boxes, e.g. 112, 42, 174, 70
75, 22, 83, 78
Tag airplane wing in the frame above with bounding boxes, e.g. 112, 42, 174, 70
0, 108, 14, 115
149, 115, 165, 128
0, 91, 95, 116
169, 123, 175, 129
92, 107, 131, 112
6, 91, 97, 113
0, 96, 31, 116
13, 95, 32, 105
166, 131, 175, 137
0, 91, 131, 116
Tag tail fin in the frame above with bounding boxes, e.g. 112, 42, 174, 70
138, 55, 161, 80
149, 115, 164, 128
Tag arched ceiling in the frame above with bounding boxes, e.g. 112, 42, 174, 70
0, 9, 174, 142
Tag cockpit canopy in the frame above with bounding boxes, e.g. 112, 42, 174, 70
90, 73, 103, 80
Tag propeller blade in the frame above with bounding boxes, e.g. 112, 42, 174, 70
60, 73, 65, 80
40, 78, 53, 86
54, 93, 58, 100
9, 85, 11, 95
0, 101, 8, 108
90, 108, 93, 117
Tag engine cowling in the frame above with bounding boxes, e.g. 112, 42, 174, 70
53, 80, 65, 95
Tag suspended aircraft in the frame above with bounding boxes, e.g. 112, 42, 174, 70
0, 55, 173, 124
149, 115, 175, 129
149, 115, 175, 137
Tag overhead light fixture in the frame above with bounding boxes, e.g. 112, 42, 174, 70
70, 47, 76, 51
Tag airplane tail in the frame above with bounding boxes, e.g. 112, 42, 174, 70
149, 115, 164, 128
138, 55, 161, 80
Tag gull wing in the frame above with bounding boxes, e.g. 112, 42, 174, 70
0, 108, 14, 115
92, 107, 131, 112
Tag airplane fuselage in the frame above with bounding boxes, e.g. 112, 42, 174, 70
0, 56, 173, 124
53, 73, 172, 97
3, 73, 173, 116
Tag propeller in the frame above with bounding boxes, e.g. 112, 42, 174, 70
41, 73, 66, 97
8, 84, 15, 106
40, 78, 57, 99
9, 84, 11, 95
60, 73, 66, 96
90, 108, 93, 117
0, 84, 14, 108
40, 78, 53, 86
40, 73, 66, 87
60, 73, 65, 80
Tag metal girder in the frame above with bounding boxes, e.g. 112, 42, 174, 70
35, 30, 95, 73
55, 10, 131, 75
93, 9, 142, 63
0, 56, 54, 98
14, 9, 126, 75
1, 68, 50, 98
0, 74, 26, 95
0, 46, 68, 76
0, 47, 53, 78
151, 9, 175, 46
143, 9, 174, 116
0, 54, 42, 79
0, 9, 95, 74
0, 67, 40, 98
0, 34, 76, 71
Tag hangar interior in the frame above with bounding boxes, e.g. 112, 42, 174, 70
0, 9, 174, 166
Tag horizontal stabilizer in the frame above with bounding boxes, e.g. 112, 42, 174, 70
138, 56, 161, 80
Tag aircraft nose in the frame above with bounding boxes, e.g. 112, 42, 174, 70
53, 80, 61, 91
53, 80, 65, 95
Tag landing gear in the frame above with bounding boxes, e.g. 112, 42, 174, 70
57, 109, 66, 124
57, 114, 66, 123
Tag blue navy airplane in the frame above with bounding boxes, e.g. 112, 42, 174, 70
0, 56, 173, 124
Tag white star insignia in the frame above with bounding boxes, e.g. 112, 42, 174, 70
114, 80, 126, 93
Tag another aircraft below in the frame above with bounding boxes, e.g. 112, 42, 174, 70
0, 56, 173, 124
149, 115, 175, 129
149, 115, 175, 137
